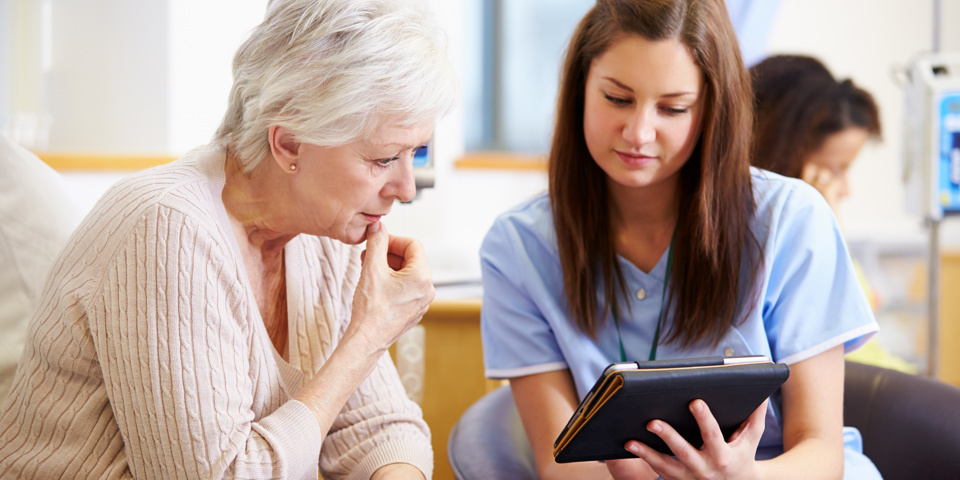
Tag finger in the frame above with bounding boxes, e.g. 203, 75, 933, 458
730, 399, 768, 445
386, 235, 429, 273
746, 400, 769, 444
362, 222, 388, 269
623, 439, 683, 479
690, 399, 725, 449
606, 456, 657, 479
386, 252, 405, 271
385, 234, 420, 263
645, 419, 706, 473
800, 163, 819, 186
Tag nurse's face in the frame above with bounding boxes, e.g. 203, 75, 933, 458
583, 34, 704, 191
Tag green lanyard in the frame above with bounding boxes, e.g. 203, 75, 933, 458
611, 238, 675, 362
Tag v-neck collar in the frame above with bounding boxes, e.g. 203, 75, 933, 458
616, 242, 672, 284
201, 146, 305, 393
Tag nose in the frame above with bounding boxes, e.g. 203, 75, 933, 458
384, 156, 417, 203
623, 108, 656, 146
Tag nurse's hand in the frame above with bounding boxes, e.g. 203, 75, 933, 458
605, 456, 659, 480
622, 399, 768, 480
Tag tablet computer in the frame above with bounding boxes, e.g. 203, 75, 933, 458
553, 355, 789, 463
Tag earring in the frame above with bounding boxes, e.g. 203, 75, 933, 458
289, 164, 297, 171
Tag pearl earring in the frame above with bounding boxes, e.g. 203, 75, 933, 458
289, 164, 297, 171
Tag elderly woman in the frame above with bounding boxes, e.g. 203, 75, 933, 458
0, 0, 456, 478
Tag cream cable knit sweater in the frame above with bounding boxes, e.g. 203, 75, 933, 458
0, 145, 432, 479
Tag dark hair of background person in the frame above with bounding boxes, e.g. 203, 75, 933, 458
548, 0, 761, 347
750, 54, 882, 179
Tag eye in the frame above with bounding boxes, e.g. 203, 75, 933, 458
661, 106, 690, 115
604, 94, 631, 107
375, 156, 399, 169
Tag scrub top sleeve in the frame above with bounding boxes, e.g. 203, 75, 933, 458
761, 186, 877, 365
479, 218, 567, 379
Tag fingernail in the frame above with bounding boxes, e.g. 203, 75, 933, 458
626, 443, 640, 455
647, 422, 661, 434
691, 400, 703, 412
369, 221, 380, 233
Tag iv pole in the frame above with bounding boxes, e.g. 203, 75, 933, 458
926, 0, 942, 379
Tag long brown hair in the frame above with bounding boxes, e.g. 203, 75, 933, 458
751, 54, 882, 178
549, 0, 759, 347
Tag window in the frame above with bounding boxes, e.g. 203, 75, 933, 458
461, 0, 780, 155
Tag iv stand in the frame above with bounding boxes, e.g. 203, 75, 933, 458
926, 0, 942, 379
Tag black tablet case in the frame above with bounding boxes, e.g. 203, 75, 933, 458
553, 358, 790, 463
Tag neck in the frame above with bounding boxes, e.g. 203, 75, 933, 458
608, 174, 680, 244
222, 152, 296, 255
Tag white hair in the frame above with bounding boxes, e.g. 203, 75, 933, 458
215, 0, 458, 172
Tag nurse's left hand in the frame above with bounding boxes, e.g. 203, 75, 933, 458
623, 399, 767, 480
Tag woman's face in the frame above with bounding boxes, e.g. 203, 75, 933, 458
800, 127, 869, 211
293, 122, 433, 245
583, 34, 704, 192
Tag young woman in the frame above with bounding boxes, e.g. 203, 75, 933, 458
751, 54, 882, 212
479, 1, 880, 478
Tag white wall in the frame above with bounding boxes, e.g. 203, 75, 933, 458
167, 0, 265, 153
47, 1, 169, 152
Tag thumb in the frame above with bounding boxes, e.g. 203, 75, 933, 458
362, 221, 388, 268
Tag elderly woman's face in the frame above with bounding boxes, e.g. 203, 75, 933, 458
294, 122, 433, 244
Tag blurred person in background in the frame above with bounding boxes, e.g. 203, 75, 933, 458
751, 53, 914, 374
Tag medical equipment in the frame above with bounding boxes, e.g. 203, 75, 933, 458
900, 51, 960, 379
902, 52, 960, 220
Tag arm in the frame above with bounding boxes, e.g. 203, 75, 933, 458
622, 346, 844, 480
299, 221, 434, 479
758, 345, 845, 478
371, 463, 426, 480
511, 370, 657, 480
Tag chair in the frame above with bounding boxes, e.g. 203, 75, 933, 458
447, 384, 537, 480
843, 360, 960, 480
449, 361, 960, 480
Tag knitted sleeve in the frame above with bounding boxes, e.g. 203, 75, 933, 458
89, 204, 324, 480
315, 240, 434, 480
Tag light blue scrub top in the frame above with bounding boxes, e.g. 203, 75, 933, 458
479, 169, 881, 477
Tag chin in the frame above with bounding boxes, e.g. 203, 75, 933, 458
338, 227, 369, 245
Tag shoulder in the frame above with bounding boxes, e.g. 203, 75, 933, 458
61, 147, 235, 287
107, 145, 223, 214
482, 192, 555, 255
750, 167, 826, 215
85, 146, 226, 236
749, 167, 836, 237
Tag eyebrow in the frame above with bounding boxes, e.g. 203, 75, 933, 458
602, 76, 698, 98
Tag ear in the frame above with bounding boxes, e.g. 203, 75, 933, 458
267, 125, 301, 172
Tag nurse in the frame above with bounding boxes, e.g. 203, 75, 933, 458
479, 0, 880, 479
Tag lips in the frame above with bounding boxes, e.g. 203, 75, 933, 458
362, 213, 384, 223
616, 150, 657, 167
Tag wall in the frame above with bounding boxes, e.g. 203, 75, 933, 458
47, 0, 169, 152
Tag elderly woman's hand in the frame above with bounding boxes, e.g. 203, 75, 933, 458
347, 221, 435, 356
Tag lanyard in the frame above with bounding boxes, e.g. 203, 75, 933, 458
611, 236, 675, 362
